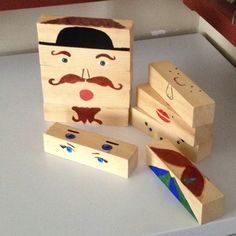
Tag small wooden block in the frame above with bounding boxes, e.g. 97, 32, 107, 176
149, 61, 215, 128
37, 15, 133, 51
146, 139, 224, 224
40, 65, 130, 108
137, 84, 213, 146
39, 45, 131, 72
45, 103, 129, 126
44, 122, 138, 178
131, 106, 212, 162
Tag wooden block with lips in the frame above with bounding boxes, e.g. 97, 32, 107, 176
137, 83, 213, 146
44, 123, 138, 178
149, 61, 215, 128
44, 103, 129, 126
146, 139, 224, 224
130, 106, 212, 162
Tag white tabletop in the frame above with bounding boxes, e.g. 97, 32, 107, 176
1, 33, 236, 236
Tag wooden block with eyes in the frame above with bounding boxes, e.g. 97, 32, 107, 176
130, 107, 212, 162
37, 15, 133, 53
146, 139, 224, 224
40, 65, 131, 108
44, 103, 129, 126
44, 123, 138, 178
137, 84, 213, 146
38, 45, 132, 72
149, 61, 215, 128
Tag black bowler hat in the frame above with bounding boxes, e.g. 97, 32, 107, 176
39, 27, 129, 51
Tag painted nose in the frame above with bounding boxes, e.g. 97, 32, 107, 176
82, 68, 90, 80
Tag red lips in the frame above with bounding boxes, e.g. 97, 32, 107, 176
156, 109, 171, 123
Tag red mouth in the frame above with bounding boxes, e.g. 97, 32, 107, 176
156, 109, 171, 123
174, 77, 185, 86
79, 89, 94, 101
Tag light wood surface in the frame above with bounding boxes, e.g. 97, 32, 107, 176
44, 103, 129, 126
38, 45, 131, 72
44, 122, 138, 178
37, 15, 133, 49
149, 61, 215, 128
137, 83, 213, 146
131, 107, 212, 162
146, 139, 224, 224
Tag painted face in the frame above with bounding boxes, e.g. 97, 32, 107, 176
164, 66, 202, 100
59, 128, 122, 164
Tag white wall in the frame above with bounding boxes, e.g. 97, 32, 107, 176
0, 0, 198, 56
198, 17, 236, 66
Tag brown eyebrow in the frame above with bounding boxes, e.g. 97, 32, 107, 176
96, 54, 116, 60
51, 50, 71, 57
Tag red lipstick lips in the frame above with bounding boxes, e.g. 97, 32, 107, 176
156, 109, 171, 123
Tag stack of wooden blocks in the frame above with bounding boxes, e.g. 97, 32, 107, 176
131, 60, 215, 163
37, 15, 133, 126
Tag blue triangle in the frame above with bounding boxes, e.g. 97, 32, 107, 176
169, 177, 180, 201
149, 166, 169, 176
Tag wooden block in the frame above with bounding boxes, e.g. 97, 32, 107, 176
131, 107, 212, 162
38, 45, 131, 72
44, 103, 129, 126
37, 15, 133, 51
40, 65, 130, 108
146, 139, 224, 224
44, 122, 138, 178
137, 83, 213, 146
149, 61, 215, 128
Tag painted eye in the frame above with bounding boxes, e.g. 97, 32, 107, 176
66, 146, 73, 153
102, 144, 113, 151
95, 157, 108, 164
99, 60, 107, 66
65, 133, 76, 139
62, 58, 68, 63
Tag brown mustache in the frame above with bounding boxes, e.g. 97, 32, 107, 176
48, 74, 123, 90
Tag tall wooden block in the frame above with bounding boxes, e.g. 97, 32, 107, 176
44, 103, 129, 126
44, 123, 138, 178
149, 61, 215, 128
137, 84, 213, 146
131, 107, 212, 162
146, 139, 224, 224
37, 15, 133, 125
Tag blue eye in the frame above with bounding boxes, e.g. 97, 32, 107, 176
65, 133, 76, 139
95, 157, 108, 164
66, 146, 73, 153
102, 144, 113, 151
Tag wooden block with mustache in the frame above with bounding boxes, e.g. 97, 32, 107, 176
130, 106, 212, 162
149, 61, 215, 128
146, 139, 224, 224
44, 103, 129, 126
44, 122, 138, 178
40, 65, 131, 108
136, 84, 213, 147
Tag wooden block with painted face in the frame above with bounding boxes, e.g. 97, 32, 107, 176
149, 61, 215, 128
44, 104, 129, 126
38, 45, 131, 72
37, 15, 133, 125
44, 123, 138, 178
146, 139, 224, 224
40, 65, 131, 108
37, 15, 133, 52
137, 84, 213, 146
130, 106, 212, 162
